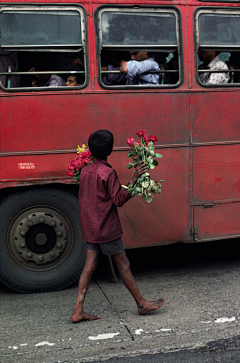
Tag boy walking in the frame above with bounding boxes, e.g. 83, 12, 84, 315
71, 130, 164, 323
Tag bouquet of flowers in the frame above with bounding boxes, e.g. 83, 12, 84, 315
67, 144, 92, 183
123, 130, 164, 203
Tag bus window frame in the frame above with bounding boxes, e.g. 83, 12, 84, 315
95, 5, 183, 90
0, 5, 89, 92
195, 7, 240, 88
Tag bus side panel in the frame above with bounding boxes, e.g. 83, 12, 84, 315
192, 144, 240, 241
0, 153, 74, 184
194, 203, 240, 242
192, 91, 240, 143
193, 144, 240, 203
111, 148, 191, 248
0, 92, 190, 155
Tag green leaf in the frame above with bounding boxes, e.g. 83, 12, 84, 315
150, 164, 155, 169
131, 190, 138, 197
153, 160, 158, 166
126, 163, 134, 169
156, 153, 163, 159
127, 152, 133, 157
146, 197, 153, 203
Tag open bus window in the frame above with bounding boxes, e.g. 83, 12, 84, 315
0, 6, 87, 91
97, 8, 181, 88
196, 10, 240, 86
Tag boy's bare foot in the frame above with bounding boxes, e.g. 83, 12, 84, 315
138, 298, 164, 315
71, 311, 100, 323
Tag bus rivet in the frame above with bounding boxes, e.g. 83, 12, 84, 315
50, 221, 56, 227
39, 218, 45, 223
38, 256, 43, 262
20, 231, 26, 236
28, 221, 33, 227
27, 252, 32, 258
56, 242, 62, 248
20, 242, 26, 248
50, 252, 55, 258
57, 231, 62, 237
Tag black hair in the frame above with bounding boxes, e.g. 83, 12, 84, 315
67, 74, 84, 85
88, 130, 114, 160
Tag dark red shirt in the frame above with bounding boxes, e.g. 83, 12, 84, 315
79, 158, 131, 243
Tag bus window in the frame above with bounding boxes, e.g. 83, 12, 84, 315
196, 10, 240, 86
97, 8, 181, 88
0, 6, 87, 91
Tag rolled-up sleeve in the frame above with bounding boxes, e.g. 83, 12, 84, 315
107, 170, 131, 207
126, 59, 160, 85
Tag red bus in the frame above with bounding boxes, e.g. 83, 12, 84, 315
0, 0, 239, 292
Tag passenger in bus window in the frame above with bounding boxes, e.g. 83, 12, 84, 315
101, 50, 128, 85
160, 53, 179, 85
198, 49, 229, 84
102, 64, 127, 85
51, 52, 85, 82
29, 62, 65, 87
119, 51, 161, 85
228, 53, 240, 84
0, 51, 21, 88
65, 75, 83, 87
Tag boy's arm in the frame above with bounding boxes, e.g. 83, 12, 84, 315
108, 162, 148, 207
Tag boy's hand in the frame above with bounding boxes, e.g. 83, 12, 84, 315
130, 161, 148, 185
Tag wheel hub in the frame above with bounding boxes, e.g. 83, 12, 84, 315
8, 207, 74, 271
35, 233, 47, 246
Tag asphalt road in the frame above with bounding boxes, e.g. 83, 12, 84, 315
1, 239, 240, 363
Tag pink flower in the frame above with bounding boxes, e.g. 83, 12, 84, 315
135, 130, 146, 137
82, 158, 90, 164
148, 135, 158, 142
135, 141, 141, 146
127, 137, 135, 147
79, 151, 89, 159
87, 149, 92, 156
68, 164, 75, 171
67, 171, 74, 177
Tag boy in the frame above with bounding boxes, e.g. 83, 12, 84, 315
71, 130, 164, 323
65, 75, 83, 87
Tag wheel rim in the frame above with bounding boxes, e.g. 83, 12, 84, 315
7, 206, 74, 271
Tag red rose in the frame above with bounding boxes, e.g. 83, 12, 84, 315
82, 158, 90, 164
67, 171, 74, 177
68, 164, 75, 170
79, 151, 89, 159
135, 130, 146, 137
73, 158, 84, 170
142, 135, 148, 145
87, 149, 91, 155
148, 135, 158, 142
127, 137, 135, 147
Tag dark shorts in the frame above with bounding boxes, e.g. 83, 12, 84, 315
86, 237, 125, 256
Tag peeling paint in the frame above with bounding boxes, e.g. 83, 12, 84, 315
215, 317, 236, 324
135, 329, 144, 335
35, 341, 55, 347
88, 333, 120, 340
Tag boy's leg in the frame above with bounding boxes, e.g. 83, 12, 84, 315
112, 252, 164, 314
71, 249, 100, 323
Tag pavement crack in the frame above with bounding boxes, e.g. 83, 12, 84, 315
94, 279, 135, 341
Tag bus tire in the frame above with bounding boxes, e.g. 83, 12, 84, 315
0, 188, 85, 293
